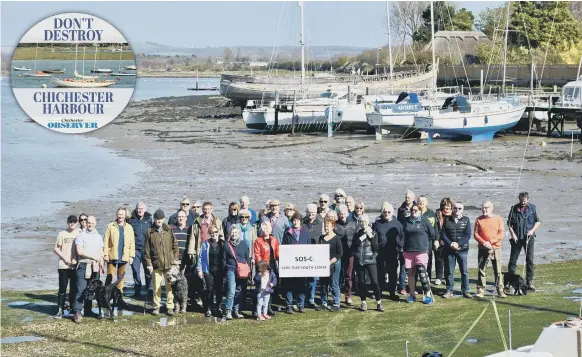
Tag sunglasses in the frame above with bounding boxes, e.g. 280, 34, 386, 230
181, 203, 190, 206
383, 211, 392, 214
453, 207, 463, 210
79, 218, 87, 221
241, 216, 250, 219
269, 204, 279, 207
320, 200, 328, 203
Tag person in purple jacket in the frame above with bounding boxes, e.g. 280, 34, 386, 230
441, 201, 473, 299
254, 260, 277, 321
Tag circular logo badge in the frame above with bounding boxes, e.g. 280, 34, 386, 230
11, 13, 136, 133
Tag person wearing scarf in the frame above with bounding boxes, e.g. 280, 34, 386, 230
224, 225, 250, 320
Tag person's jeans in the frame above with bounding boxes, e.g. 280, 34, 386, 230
105, 262, 127, 292
320, 260, 341, 306
508, 237, 535, 285
58, 268, 77, 309
225, 270, 246, 312
284, 278, 306, 307
309, 277, 319, 304
444, 249, 469, 293
477, 247, 503, 290
256, 290, 270, 316
342, 255, 355, 299
131, 250, 151, 294
75, 263, 100, 313
357, 264, 381, 302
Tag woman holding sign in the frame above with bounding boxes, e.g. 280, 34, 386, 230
316, 214, 343, 312
352, 214, 384, 312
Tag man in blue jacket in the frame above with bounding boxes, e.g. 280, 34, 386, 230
507, 192, 541, 291
129, 202, 153, 298
441, 201, 472, 299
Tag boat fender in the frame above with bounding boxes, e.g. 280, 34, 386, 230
365, 101, 372, 112
463, 118, 467, 127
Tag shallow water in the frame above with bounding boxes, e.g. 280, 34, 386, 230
0, 336, 45, 344
7, 301, 54, 307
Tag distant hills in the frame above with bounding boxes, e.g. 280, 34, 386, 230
130, 41, 369, 59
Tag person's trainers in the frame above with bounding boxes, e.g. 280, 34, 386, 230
151, 309, 160, 316
257, 315, 266, 321
234, 311, 244, 319
359, 301, 367, 311
423, 296, 433, 305
225, 311, 233, 320
204, 309, 212, 317
434, 279, 442, 286
527, 285, 536, 292
345, 298, 353, 306
407, 295, 416, 303
167, 309, 175, 316
286, 306, 294, 314
298, 306, 305, 313
315, 304, 328, 311
376, 302, 384, 312
390, 292, 400, 301
497, 290, 507, 298
263, 314, 271, 320
74, 312, 81, 324
54, 308, 64, 319
442, 291, 454, 299
329, 305, 340, 312
475, 288, 485, 298
399, 289, 407, 295
463, 292, 473, 299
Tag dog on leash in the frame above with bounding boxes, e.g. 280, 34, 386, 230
83, 279, 124, 319
167, 266, 188, 314
503, 272, 528, 296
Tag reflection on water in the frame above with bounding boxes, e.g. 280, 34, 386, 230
0, 336, 45, 344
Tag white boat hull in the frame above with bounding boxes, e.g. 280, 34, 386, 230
90, 69, 113, 73
415, 103, 526, 141
242, 108, 268, 130
52, 78, 116, 88
13, 67, 32, 71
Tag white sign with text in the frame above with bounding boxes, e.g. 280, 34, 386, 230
279, 245, 329, 278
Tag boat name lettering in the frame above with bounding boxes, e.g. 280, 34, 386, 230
45, 17, 102, 41
392, 104, 422, 112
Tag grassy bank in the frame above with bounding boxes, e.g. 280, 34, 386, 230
1, 260, 581, 357
12, 47, 135, 61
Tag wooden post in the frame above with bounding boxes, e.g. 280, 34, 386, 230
291, 90, 297, 136
274, 90, 279, 134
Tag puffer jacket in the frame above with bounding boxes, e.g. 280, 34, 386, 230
145, 223, 179, 270
351, 228, 379, 266
441, 215, 472, 252
103, 221, 135, 263
253, 235, 280, 265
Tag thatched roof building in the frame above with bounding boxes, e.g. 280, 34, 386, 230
424, 31, 492, 63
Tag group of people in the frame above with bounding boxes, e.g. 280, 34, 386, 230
53, 190, 540, 323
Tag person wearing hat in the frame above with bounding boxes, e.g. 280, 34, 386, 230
168, 196, 196, 227
262, 199, 289, 242
303, 203, 323, 306
330, 188, 347, 213
104, 207, 135, 293
53, 215, 79, 318
145, 209, 180, 316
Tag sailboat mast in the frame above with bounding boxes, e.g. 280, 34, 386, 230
386, 1, 394, 94
502, 0, 510, 95
430, 0, 436, 95
93, 43, 98, 71
576, 53, 581, 79
299, 1, 305, 87
83, 46, 85, 75
75, 43, 78, 73
34, 43, 38, 71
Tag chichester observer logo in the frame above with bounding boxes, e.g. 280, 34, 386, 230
11, 13, 136, 133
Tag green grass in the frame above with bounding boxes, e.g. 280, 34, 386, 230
1, 260, 581, 357
12, 47, 135, 61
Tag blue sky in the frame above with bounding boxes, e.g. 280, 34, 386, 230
1, 1, 501, 49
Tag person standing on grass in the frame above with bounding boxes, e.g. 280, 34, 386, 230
224, 225, 250, 320
263, 199, 289, 242
441, 202, 472, 299
254, 260, 277, 321
335, 205, 357, 305
128, 202, 153, 298
474, 201, 506, 298
373, 202, 403, 301
417, 195, 439, 282
397, 190, 416, 295
303, 203, 323, 306
145, 209, 180, 316
316, 215, 343, 312
197, 225, 226, 317
253, 221, 279, 316
223, 202, 241, 241
103, 207, 135, 293
507, 192, 541, 291
434, 197, 453, 286
281, 212, 312, 314
187, 201, 223, 261
73, 216, 104, 324
171, 209, 196, 309
402, 204, 435, 304
53, 215, 79, 318
352, 214, 384, 312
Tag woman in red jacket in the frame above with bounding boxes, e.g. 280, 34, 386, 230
253, 221, 280, 315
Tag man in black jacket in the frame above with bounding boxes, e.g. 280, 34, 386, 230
128, 202, 153, 298
373, 202, 404, 300
441, 202, 472, 299
507, 192, 541, 291
334, 205, 358, 305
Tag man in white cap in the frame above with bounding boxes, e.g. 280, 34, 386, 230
262, 199, 288, 241
168, 196, 196, 227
